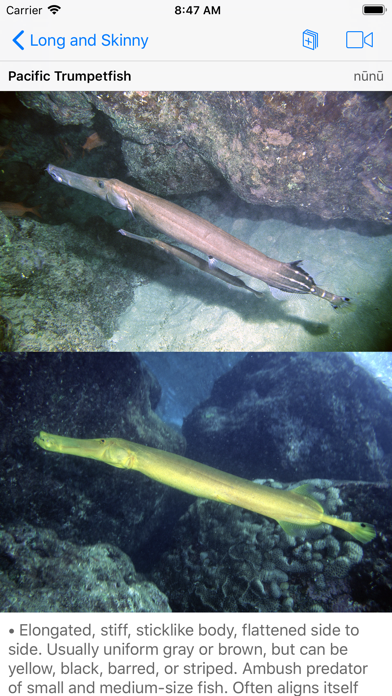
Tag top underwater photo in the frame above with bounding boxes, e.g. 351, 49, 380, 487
0, 90, 392, 351
0, 351, 391, 613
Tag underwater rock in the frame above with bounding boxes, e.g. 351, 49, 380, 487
16, 91, 392, 224
0, 314, 13, 351
0, 524, 171, 612
0, 209, 16, 237
0, 353, 186, 560
121, 138, 219, 196
0, 213, 138, 351
152, 479, 392, 612
182, 353, 392, 482
17, 91, 94, 126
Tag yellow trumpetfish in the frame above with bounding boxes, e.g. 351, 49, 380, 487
34, 432, 376, 544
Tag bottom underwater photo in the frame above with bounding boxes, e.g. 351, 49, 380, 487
0, 351, 391, 613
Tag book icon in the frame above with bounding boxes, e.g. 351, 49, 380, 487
303, 30, 319, 50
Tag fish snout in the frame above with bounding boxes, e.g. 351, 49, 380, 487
34, 431, 57, 451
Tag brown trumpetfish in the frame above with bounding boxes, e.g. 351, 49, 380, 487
46, 164, 350, 308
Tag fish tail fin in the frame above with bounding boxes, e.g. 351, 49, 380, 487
30, 206, 42, 218
339, 519, 376, 543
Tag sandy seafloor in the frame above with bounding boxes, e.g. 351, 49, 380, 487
107, 207, 392, 351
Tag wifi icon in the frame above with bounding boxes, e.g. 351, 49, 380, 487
48, 4, 61, 13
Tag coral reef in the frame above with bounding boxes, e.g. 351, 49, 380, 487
182, 353, 392, 482
152, 479, 392, 612
0, 524, 171, 612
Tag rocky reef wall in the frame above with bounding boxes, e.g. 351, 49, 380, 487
182, 353, 392, 482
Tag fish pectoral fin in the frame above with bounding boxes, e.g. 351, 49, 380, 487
277, 520, 321, 536
126, 203, 135, 219
269, 286, 292, 301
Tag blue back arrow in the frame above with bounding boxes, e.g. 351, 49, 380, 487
13, 30, 24, 50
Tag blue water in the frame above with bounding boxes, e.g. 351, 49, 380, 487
138, 352, 243, 427
139, 351, 392, 428
350, 352, 392, 392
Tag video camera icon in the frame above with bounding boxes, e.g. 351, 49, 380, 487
346, 31, 374, 48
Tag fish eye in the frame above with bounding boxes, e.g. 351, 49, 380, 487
98, 180, 105, 189
100, 439, 106, 444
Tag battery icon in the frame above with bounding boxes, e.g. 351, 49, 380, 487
362, 4, 386, 13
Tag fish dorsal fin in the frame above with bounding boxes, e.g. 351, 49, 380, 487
289, 260, 304, 269
290, 483, 324, 513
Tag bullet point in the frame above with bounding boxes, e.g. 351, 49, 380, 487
9, 628, 14, 633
